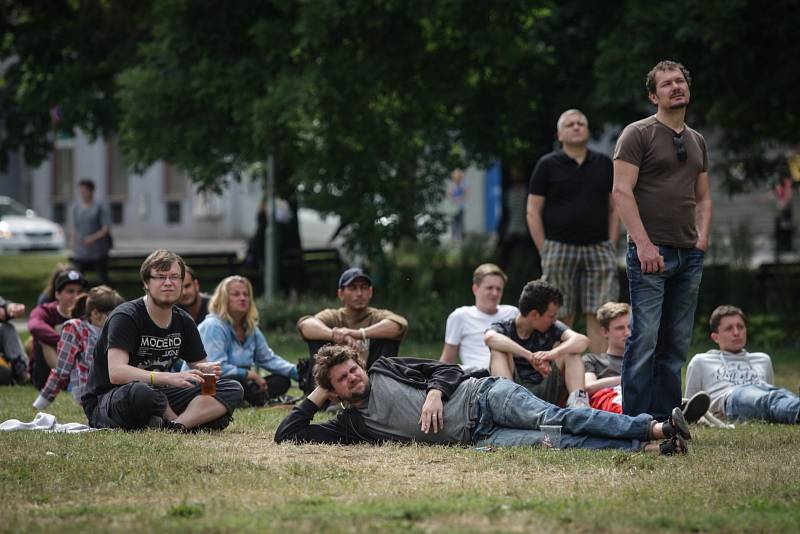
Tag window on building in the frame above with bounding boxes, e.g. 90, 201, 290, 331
107, 134, 129, 200
164, 164, 188, 224
166, 201, 182, 224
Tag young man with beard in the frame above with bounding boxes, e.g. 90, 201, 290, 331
613, 60, 713, 420
275, 345, 692, 455
297, 267, 407, 368
82, 249, 243, 431
177, 266, 210, 325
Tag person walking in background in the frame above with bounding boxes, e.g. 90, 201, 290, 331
527, 109, 619, 354
196, 275, 298, 406
71, 179, 112, 286
613, 60, 712, 420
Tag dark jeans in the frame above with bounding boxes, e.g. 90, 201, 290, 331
236, 374, 291, 406
622, 243, 704, 420
72, 257, 111, 286
86, 379, 243, 430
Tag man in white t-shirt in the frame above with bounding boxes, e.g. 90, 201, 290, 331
439, 264, 518, 370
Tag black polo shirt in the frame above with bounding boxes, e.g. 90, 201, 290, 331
529, 149, 613, 245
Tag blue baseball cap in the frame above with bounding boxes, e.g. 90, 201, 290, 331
338, 267, 372, 289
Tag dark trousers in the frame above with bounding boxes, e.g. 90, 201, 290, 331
72, 257, 112, 286
86, 379, 243, 430
236, 375, 291, 406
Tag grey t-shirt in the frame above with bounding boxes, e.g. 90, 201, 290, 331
72, 202, 111, 260
359, 373, 482, 445
582, 352, 623, 379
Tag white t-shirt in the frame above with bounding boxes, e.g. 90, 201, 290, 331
444, 304, 519, 369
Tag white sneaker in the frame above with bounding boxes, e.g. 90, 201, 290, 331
566, 389, 591, 409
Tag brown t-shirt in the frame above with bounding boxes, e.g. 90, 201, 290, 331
297, 307, 408, 338
614, 116, 709, 248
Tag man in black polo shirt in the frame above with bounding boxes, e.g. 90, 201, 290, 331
527, 109, 619, 354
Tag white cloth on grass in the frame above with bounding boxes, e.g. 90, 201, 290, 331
0, 412, 101, 433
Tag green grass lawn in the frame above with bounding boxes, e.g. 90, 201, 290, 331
1, 341, 798, 533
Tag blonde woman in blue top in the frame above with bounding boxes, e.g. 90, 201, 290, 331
196, 275, 298, 406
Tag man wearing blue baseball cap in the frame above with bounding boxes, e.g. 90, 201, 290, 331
297, 267, 407, 370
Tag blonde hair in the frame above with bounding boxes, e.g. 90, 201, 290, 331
472, 263, 507, 286
596, 302, 630, 329
208, 276, 259, 334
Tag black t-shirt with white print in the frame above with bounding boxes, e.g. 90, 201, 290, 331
82, 297, 206, 411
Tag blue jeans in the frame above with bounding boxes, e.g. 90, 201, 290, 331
472, 378, 651, 451
725, 384, 800, 424
622, 243, 704, 420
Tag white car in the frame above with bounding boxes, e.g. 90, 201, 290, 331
0, 196, 66, 252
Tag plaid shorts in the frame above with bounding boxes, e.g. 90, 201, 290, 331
540, 239, 619, 317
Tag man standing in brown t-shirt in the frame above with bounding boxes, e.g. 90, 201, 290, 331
297, 267, 408, 368
612, 60, 713, 420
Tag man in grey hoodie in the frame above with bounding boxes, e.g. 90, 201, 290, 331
685, 305, 799, 424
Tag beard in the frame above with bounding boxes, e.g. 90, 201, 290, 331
147, 291, 179, 309
345, 382, 371, 404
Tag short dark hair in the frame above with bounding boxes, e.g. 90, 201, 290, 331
185, 265, 199, 282
646, 60, 692, 95
140, 249, 186, 284
518, 279, 563, 316
78, 179, 96, 191
709, 305, 747, 333
313, 345, 363, 391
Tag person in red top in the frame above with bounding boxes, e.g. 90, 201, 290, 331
33, 286, 124, 409
27, 269, 87, 389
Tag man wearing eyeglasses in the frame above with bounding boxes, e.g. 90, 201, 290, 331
82, 249, 243, 431
527, 109, 619, 355
612, 60, 713, 420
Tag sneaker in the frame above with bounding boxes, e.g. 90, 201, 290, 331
682, 391, 711, 424
160, 419, 188, 433
663, 407, 692, 440
659, 435, 689, 455
566, 389, 591, 409
267, 394, 301, 406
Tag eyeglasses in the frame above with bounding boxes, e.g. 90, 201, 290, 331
672, 134, 687, 162
150, 274, 182, 283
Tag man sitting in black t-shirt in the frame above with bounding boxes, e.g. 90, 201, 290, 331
484, 279, 590, 408
82, 249, 243, 431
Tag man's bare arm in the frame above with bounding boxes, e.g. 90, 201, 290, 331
297, 317, 335, 341
694, 171, 712, 251
613, 159, 664, 273
439, 343, 459, 364
107, 348, 203, 388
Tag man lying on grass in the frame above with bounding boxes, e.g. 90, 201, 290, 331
275, 345, 692, 455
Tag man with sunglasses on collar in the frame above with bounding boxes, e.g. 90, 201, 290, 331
612, 60, 713, 421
